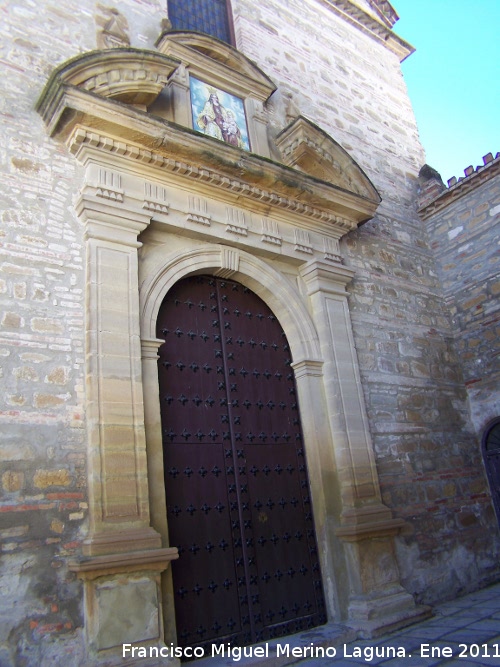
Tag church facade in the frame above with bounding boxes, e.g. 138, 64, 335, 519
0, 1, 498, 665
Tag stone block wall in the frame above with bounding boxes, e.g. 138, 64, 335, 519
1, 47, 86, 667
234, 0, 500, 603
235, 0, 424, 200
420, 159, 500, 435
0, 1, 166, 664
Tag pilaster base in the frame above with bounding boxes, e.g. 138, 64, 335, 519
337, 510, 432, 637
346, 589, 432, 638
70, 547, 178, 666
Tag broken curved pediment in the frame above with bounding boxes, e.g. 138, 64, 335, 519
38, 48, 180, 107
275, 116, 381, 203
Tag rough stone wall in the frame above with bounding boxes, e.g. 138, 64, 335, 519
233, 0, 500, 604
234, 0, 424, 194
422, 166, 500, 435
0, 2, 166, 664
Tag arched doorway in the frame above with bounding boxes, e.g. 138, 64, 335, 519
483, 417, 500, 527
156, 274, 326, 649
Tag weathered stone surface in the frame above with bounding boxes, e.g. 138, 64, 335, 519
2, 470, 25, 493
33, 469, 72, 489
94, 577, 159, 650
0, 443, 36, 462
421, 174, 500, 432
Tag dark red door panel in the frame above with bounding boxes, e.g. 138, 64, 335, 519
157, 275, 326, 649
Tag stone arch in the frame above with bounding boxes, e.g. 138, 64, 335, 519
139, 243, 336, 637
482, 417, 500, 526
140, 243, 321, 363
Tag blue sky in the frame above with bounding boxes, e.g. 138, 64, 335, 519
394, 0, 499, 183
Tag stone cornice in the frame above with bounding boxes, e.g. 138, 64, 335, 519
37, 49, 381, 230
69, 547, 179, 580
69, 125, 373, 230
319, 0, 414, 62
365, 0, 399, 29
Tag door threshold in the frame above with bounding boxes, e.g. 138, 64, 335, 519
188, 623, 357, 667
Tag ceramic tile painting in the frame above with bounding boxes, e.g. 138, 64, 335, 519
190, 76, 250, 150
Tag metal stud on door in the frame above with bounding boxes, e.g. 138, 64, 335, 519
157, 275, 326, 651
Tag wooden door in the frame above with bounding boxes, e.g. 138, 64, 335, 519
157, 275, 326, 650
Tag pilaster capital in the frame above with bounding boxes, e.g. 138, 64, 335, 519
141, 337, 164, 360
76, 192, 152, 246
299, 258, 355, 297
291, 358, 324, 379
169, 62, 190, 88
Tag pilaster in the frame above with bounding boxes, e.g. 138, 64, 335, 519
141, 337, 178, 645
71, 188, 178, 664
141, 338, 169, 541
299, 259, 383, 512
246, 98, 271, 158
167, 63, 191, 127
291, 358, 343, 621
77, 192, 159, 551
299, 258, 430, 635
